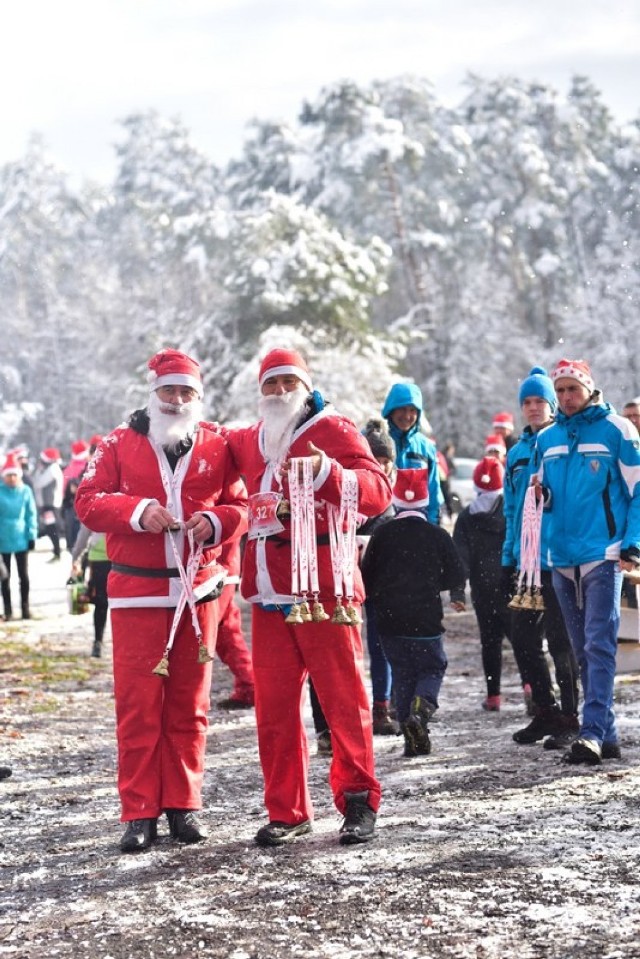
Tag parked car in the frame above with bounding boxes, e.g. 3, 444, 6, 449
449, 457, 477, 513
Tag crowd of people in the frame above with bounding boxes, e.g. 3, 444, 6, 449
1, 347, 639, 852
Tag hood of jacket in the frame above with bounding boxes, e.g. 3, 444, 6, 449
382, 383, 423, 419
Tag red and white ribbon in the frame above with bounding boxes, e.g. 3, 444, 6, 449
327, 470, 359, 601
164, 526, 204, 654
517, 485, 543, 592
288, 458, 320, 598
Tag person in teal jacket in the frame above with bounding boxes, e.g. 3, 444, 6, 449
534, 359, 640, 766
501, 367, 579, 749
0, 452, 38, 620
382, 383, 443, 524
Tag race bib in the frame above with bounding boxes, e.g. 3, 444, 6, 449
248, 492, 286, 541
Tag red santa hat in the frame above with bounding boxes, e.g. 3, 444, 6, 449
492, 411, 514, 431
258, 349, 313, 392
473, 456, 504, 492
392, 468, 430, 510
551, 358, 595, 393
89, 434, 103, 449
147, 349, 204, 398
2, 452, 22, 477
484, 434, 506, 454
70, 440, 90, 461
40, 447, 61, 464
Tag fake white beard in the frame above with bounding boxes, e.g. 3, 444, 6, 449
259, 388, 308, 464
148, 392, 203, 451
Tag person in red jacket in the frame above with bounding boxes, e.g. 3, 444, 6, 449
76, 349, 247, 853
224, 348, 392, 847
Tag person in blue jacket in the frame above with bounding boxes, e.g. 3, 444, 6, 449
502, 367, 579, 749
534, 359, 640, 765
0, 452, 38, 620
381, 383, 443, 524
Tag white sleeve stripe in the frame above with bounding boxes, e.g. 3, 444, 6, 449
619, 461, 640, 497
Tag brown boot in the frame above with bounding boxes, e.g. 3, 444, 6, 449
372, 701, 398, 735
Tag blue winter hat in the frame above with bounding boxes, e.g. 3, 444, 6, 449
518, 366, 556, 410
381, 382, 423, 418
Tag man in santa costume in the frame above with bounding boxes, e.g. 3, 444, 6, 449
75, 349, 247, 852
224, 348, 392, 847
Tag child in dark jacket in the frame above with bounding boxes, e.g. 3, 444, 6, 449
362, 469, 465, 758
453, 456, 527, 713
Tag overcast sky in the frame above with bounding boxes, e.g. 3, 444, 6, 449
2, 0, 639, 184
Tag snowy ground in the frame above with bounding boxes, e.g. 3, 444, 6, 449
1, 543, 640, 959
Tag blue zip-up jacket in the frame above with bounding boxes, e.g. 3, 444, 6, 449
382, 383, 443, 524
502, 425, 553, 570
0, 483, 38, 553
533, 401, 640, 567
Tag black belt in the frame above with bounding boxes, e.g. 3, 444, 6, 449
111, 563, 180, 578
269, 534, 331, 546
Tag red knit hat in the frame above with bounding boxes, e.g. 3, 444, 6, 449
147, 349, 203, 397
484, 433, 506, 454
40, 447, 61, 464
258, 349, 312, 392
473, 456, 504, 492
2, 452, 22, 477
551, 358, 595, 393
492, 411, 514, 431
70, 440, 89, 461
392, 468, 430, 509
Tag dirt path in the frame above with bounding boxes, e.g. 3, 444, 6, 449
1, 547, 640, 958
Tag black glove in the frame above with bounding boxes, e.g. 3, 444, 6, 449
620, 546, 640, 566
28, 540, 35, 552
500, 565, 517, 600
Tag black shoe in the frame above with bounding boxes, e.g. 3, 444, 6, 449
543, 728, 579, 750
255, 820, 312, 847
513, 706, 562, 744
91, 640, 102, 658
543, 714, 580, 750
401, 717, 431, 757
166, 809, 208, 844
21, 606, 31, 620
316, 729, 333, 756
217, 695, 254, 710
119, 818, 158, 853
0, 766, 12, 781
602, 742, 622, 760
401, 696, 433, 757
339, 791, 376, 845
563, 738, 602, 765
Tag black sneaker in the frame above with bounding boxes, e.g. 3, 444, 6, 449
120, 818, 158, 853
339, 791, 376, 845
602, 742, 622, 760
543, 714, 580, 750
401, 695, 434, 757
166, 810, 208, 844
563, 738, 602, 765
513, 706, 562, 744
543, 728, 579, 750
401, 717, 431, 757
255, 820, 312, 847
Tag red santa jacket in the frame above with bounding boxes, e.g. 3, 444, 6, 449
75, 419, 247, 609
225, 404, 392, 605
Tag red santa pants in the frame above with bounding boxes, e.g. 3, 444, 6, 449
216, 584, 254, 698
111, 603, 217, 821
251, 603, 381, 824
